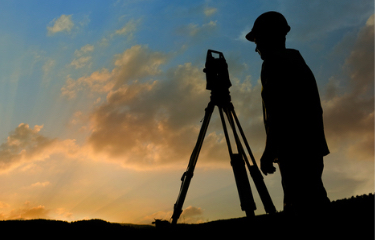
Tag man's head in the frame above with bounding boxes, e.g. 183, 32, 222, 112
246, 11, 290, 60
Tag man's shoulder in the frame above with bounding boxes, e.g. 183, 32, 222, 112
282, 48, 303, 60
285, 48, 300, 54
263, 49, 303, 67
273, 48, 307, 67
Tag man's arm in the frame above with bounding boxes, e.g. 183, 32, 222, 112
260, 100, 278, 175
260, 122, 277, 175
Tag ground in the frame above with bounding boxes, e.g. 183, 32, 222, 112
1, 194, 373, 239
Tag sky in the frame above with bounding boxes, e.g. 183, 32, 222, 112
0, 0, 373, 224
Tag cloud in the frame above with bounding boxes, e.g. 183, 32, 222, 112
47, 14, 74, 36
322, 14, 374, 161
137, 210, 172, 224
103, 19, 141, 44
61, 69, 113, 99
70, 44, 94, 69
138, 206, 204, 224
30, 181, 50, 188
62, 45, 168, 99
61, 44, 261, 170
6, 202, 50, 220
0, 201, 75, 221
21, 181, 51, 190
237, 28, 252, 42
114, 19, 139, 37
177, 21, 217, 37
180, 206, 205, 223
42, 59, 56, 84
56, 208, 74, 220
112, 45, 167, 87
85, 61, 208, 169
74, 44, 94, 57
0, 123, 80, 173
204, 7, 217, 17
70, 56, 92, 69
0, 202, 9, 209
42, 59, 56, 76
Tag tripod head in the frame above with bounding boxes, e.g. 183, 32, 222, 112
203, 50, 232, 104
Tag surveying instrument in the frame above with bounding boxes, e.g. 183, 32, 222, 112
171, 50, 276, 224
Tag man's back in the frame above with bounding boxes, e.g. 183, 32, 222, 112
261, 48, 329, 157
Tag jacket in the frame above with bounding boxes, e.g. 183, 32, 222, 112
261, 48, 330, 158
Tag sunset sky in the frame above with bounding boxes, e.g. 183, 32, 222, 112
0, 0, 373, 224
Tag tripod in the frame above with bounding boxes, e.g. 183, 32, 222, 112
171, 90, 276, 224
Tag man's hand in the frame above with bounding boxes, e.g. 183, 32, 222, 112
260, 151, 277, 175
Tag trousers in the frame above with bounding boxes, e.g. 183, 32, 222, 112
278, 155, 330, 214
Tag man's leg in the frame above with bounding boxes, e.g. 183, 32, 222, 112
278, 155, 330, 215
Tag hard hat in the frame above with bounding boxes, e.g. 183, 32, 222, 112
246, 11, 290, 42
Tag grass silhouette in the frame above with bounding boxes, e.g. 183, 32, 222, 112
1, 193, 373, 239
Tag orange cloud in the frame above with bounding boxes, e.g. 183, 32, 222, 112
30, 181, 50, 188
6, 202, 50, 220
86, 62, 212, 169
0, 123, 80, 173
56, 208, 74, 220
61, 69, 113, 99
61, 45, 263, 170
0, 201, 75, 221
62, 45, 168, 99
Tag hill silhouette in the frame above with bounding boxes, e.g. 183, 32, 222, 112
0, 193, 373, 239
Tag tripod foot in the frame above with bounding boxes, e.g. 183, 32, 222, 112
245, 210, 255, 218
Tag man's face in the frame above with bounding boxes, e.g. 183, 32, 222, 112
253, 35, 283, 60
254, 38, 261, 56
254, 37, 267, 60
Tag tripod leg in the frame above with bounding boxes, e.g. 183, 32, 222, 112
218, 106, 233, 156
229, 106, 277, 214
230, 105, 257, 166
221, 105, 250, 169
218, 107, 256, 218
171, 102, 215, 224
231, 154, 256, 217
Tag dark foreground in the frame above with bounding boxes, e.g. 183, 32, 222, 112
0, 194, 373, 239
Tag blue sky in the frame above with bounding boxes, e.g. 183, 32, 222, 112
0, 0, 373, 223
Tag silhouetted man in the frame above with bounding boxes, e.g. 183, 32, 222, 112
246, 11, 330, 215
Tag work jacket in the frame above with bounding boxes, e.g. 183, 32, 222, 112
261, 48, 330, 158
